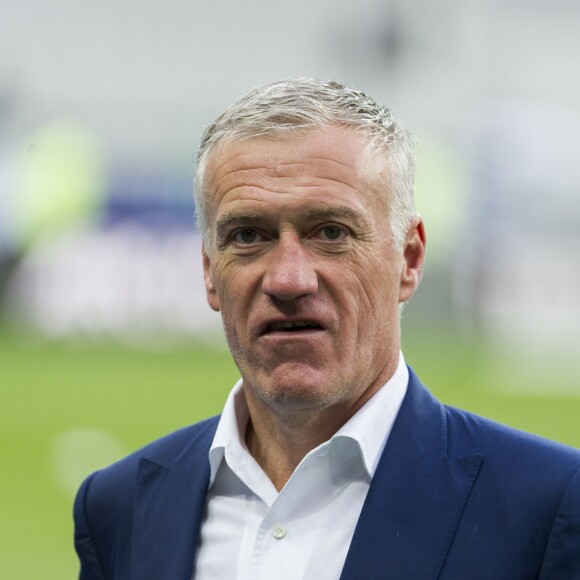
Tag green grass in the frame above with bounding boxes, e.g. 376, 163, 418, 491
0, 329, 578, 578
0, 334, 239, 579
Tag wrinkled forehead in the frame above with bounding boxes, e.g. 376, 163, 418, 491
202, 127, 389, 206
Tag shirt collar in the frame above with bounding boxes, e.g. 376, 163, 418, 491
208, 377, 247, 486
208, 352, 408, 485
331, 352, 408, 477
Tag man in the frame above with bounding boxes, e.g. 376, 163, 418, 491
74, 79, 580, 579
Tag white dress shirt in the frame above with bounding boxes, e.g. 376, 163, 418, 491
193, 354, 409, 580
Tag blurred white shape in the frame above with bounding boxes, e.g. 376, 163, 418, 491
481, 233, 580, 350
50, 427, 129, 497
5, 226, 224, 343
455, 100, 580, 356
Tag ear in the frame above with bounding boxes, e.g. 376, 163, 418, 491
202, 242, 220, 312
399, 215, 426, 304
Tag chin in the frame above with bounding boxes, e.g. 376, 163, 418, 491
252, 367, 348, 413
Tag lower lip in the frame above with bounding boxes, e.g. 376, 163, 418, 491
261, 329, 326, 341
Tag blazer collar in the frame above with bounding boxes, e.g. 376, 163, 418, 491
130, 418, 218, 580
340, 367, 483, 579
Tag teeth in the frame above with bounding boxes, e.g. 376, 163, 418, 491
269, 321, 318, 331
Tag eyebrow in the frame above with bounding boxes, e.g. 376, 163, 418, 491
302, 206, 368, 227
216, 212, 264, 241
215, 206, 370, 241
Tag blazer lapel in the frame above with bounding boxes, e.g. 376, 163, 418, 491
130, 420, 217, 580
340, 369, 483, 580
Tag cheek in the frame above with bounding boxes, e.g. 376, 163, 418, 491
213, 266, 255, 329
212, 260, 241, 300
337, 262, 401, 348
345, 255, 398, 310
218, 301, 246, 355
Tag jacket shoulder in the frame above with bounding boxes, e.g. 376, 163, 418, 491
75, 415, 219, 516
444, 403, 580, 499
439, 404, 580, 576
445, 404, 580, 462
74, 416, 219, 577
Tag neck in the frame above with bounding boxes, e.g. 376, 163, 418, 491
243, 357, 399, 491
244, 402, 348, 491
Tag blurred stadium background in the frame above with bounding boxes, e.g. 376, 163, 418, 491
1, 0, 579, 577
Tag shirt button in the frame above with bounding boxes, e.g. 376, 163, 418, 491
271, 524, 286, 540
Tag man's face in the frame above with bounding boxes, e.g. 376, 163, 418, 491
202, 127, 424, 415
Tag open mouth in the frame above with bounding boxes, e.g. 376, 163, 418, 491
265, 320, 323, 334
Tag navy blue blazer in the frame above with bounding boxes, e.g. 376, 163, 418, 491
74, 368, 580, 579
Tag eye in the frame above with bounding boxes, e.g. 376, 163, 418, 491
232, 228, 262, 244
316, 225, 348, 241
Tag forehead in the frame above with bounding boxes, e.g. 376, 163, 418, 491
207, 126, 384, 185
203, 127, 389, 226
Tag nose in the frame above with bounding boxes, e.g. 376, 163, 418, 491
262, 233, 318, 301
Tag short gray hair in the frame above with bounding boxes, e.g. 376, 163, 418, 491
194, 78, 416, 248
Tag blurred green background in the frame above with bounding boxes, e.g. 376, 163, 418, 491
1, 325, 579, 579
